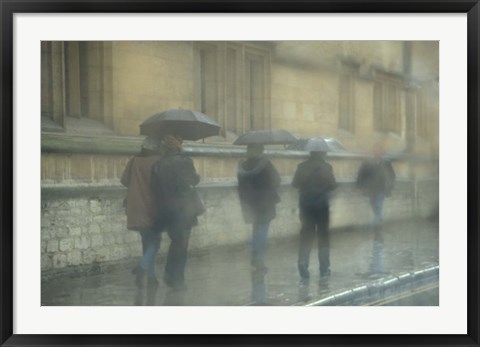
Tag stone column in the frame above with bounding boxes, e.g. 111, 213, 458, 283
403, 41, 415, 153
217, 42, 227, 137
41, 42, 53, 118
50, 42, 66, 127
102, 42, 114, 129
65, 42, 82, 118
403, 41, 418, 215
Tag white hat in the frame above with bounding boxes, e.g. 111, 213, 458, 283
304, 137, 329, 152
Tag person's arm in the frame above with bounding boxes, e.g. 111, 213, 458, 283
150, 160, 161, 197
120, 157, 134, 187
356, 161, 367, 188
386, 161, 396, 181
268, 161, 281, 188
292, 165, 302, 189
182, 156, 200, 186
385, 160, 396, 194
237, 174, 248, 203
327, 165, 337, 191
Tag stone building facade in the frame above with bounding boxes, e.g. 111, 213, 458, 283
41, 41, 439, 276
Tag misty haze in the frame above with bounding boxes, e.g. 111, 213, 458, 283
41, 41, 439, 306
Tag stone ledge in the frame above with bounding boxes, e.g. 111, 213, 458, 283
40, 179, 421, 200
41, 132, 364, 159
41, 132, 433, 162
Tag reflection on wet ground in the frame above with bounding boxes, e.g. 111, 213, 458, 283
42, 219, 438, 306
366, 283, 439, 306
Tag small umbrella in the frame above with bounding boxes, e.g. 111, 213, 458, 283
287, 137, 347, 152
233, 130, 297, 145
140, 109, 221, 141
304, 137, 330, 152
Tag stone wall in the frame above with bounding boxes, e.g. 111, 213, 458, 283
41, 179, 438, 277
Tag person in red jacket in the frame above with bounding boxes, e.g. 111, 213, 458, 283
121, 137, 163, 305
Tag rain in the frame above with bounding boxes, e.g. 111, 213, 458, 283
41, 40, 439, 306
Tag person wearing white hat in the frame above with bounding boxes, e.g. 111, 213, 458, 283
292, 141, 337, 280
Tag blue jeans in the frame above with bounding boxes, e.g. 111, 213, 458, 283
251, 222, 270, 267
139, 229, 161, 278
251, 267, 267, 303
369, 193, 385, 226
370, 230, 384, 273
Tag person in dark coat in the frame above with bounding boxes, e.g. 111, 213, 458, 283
151, 134, 203, 291
356, 143, 396, 229
237, 144, 281, 272
292, 149, 337, 280
121, 137, 163, 305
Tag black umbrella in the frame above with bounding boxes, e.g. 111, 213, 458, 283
140, 109, 221, 141
233, 130, 297, 145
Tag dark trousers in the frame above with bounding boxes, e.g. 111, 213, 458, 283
298, 206, 330, 275
164, 227, 192, 287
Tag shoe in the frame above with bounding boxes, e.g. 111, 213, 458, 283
163, 273, 174, 288
252, 264, 269, 275
163, 273, 187, 291
134, 288, 144, 306
132, 266, 146, 289
320, 269, 331, 278
299, 277, 310, 285
251, 258, 268, 274
298, 265, 310, 279
172, 283, 187, 291
146, 277, 159, 305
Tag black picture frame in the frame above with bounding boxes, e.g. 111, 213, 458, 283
1, 1, 479, 346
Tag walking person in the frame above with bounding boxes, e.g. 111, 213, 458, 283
121, 137, 163, 305
292, 139, 337, 280
237, 144, 281, 273
356, 142, 396, 230
151, 134, 204, 291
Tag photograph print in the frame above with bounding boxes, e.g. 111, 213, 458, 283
41, 40, 439, 307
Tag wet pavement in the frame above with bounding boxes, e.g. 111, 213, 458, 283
41, 218, 439, 306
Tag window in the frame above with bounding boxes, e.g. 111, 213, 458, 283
373, 72, 403, 134
245, 53, 266, 131
338, 63, 357, 133
416, 86, 437, 138
41, 41, 111, 132
193, 43, 218, 121
41, 41, 64, 128
225, 46, 240, 134
194, 42, 271, 136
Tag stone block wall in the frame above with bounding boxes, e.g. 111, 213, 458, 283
41, 188, 135, 271
41, 180, 438, 276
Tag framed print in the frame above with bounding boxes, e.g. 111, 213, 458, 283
1, 1, 479, 346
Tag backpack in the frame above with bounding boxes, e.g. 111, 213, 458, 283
299, 165, 333, 209
151, 154, 204, 229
